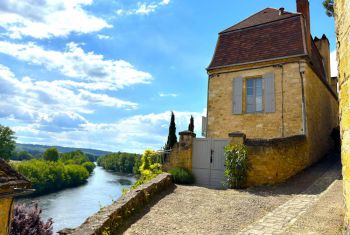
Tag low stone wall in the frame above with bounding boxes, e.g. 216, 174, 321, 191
246, 135, 309, 186
58, 173, 173, 235
163, 131, 195, 172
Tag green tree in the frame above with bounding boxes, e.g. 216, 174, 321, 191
165, 112, 177, 150
14, 151, 33, 161
188, 115, 194, 132
0, 125, 16, 160
323, 0, 334, 17
43, 147, 59, 162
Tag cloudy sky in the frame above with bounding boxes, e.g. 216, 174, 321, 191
0, 0, 337, 153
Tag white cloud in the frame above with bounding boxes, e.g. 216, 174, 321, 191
331, 50, 338, 77
0, 0, 111, 39
159, 92, 178, 97
117, 0, 171, 16
0, 41, 153, 90
0, 64, 138, 132
12, 109, 206, 153
97, 34, 112, 40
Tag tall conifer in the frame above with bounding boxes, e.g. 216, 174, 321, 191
166, 112, 177, 150
188, 115, 194, 132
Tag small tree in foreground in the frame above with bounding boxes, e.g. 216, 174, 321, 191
43, 147, 59, 162
188, 115, 194, 132
0, 125, 16, 161
165, 112, 177, 150
11, 203, 53, 235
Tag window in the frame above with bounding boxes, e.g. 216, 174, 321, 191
232, 73, 274, 115
246, 78, 263, 113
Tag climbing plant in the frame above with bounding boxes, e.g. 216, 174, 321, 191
224, 144, 249, 189
323, 0, 334, 17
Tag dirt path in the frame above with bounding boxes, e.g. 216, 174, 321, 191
123, 154, 343, 235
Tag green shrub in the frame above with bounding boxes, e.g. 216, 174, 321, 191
130, 150, 163, 190
13, 159, 90, 195
65, 164, 89, 186
82, 161, 96, 174
224, 144, 249, 189
169, 167, 194, 184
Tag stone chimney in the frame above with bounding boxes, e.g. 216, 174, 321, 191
297, 0, 311, 54
314, 34, 331, 83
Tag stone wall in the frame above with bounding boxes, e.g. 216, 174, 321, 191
245, 136, 308, 186
0, 198, 13, 235
58, 173, 173, 235
207, 60, 304, 139
335, 0, 350, 230
163, 131, 195, 172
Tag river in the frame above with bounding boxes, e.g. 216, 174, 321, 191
17, 165, 137, 233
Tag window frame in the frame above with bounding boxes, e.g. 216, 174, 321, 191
245, 77, 264, 113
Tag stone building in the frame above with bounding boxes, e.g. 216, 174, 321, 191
205, 0, 339, 185
0, 159, 31, 235
334, 0, 350, 232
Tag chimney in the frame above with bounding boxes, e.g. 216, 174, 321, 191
279, 8, 285, 16
297, 0, 311, 54
314, 34, 331, 82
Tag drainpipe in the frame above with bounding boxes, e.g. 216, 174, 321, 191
281, 65, 285, 137
299, 62, 307, 135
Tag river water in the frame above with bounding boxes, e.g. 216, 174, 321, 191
17, 165, 137, 233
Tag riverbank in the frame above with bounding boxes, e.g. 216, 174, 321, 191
17, 166, 137, 233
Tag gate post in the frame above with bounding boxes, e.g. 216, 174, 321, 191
228, 132, 246, 145
165, 131, 196, 172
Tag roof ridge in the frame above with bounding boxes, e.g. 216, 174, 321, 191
220, 14, 301, 35
221, 7, 301, 34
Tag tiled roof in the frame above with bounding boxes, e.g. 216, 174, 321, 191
208, 15, 306, 69
0, 159, 31, 192
221, 8, 300, 33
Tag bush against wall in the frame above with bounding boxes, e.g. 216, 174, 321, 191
224, 144, 249, 189
169, 167, 194, 185
11, 203, 53, 235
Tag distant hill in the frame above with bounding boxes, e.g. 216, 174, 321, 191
16, 143, 112, 157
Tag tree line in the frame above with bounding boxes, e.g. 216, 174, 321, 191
97, 152, 142, 174
12, 149, 96, 195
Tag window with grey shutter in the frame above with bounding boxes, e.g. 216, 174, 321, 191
233, 77, 243, 114
263, 73, 275, 113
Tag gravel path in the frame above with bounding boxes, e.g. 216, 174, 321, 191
123, 154, 343, 235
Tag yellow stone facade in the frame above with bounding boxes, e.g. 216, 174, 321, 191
335, 0, 350, 230
208, 57, 338, 186
0, 198, 14, 235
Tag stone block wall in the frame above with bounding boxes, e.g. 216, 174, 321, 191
245, 136, 308, 186
163, 131, 195, 172
335, 0, 350, 230
207, 60, 304, 139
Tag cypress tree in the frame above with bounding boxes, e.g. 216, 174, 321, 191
188, 115, 194, 132
166, 112, 177, 150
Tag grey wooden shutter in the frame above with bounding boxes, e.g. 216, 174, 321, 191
233, 77, 243, 114
263, 73, 275, 113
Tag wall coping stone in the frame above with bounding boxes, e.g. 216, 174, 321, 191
179, 131, 196, 137
58, 173, 173, 235
228, 132, 246, 138
246, 135, 306, 146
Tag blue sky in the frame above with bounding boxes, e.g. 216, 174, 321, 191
0, 0, 337, 153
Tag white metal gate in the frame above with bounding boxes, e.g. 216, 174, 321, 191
192, 138, 230, 188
